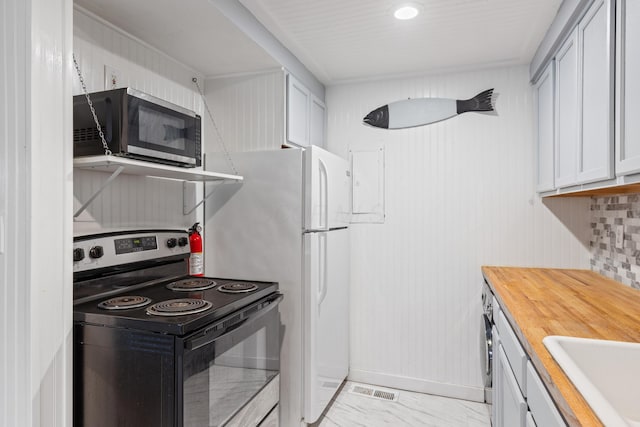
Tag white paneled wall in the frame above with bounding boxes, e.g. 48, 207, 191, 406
326, 65, 591, 400
72, 7, 205, 232
1, 2, 31, 425
204, 70, 285, 158
2, 0, 73, 426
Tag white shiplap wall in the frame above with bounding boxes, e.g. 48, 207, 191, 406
2, 0, 73, 426
326, 65, 591, 400
72, 7, 205, 232
1, 2, 31, 424
204, 70, 285, 157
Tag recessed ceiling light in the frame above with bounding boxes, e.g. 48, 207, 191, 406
393, 3, 421, 20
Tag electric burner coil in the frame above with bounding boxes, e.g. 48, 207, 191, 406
217, 282, 259, 294
98, 296, 152, 310
146, 298, 213, 317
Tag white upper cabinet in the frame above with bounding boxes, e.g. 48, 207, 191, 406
576, 0, 614, 184
287, 73, 326, 148
535, 62, 555, 192
309, 95, 326, 148
554, 29, 579, 188
616, 0, 640, 175
287, 74, 311, 147
536, 0, 615, 193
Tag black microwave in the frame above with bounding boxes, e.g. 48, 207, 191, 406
73, 88, 201, 167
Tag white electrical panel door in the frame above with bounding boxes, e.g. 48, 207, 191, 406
304, 146, 351, 230
616, 0, 640, 175
303, 228, 350, 424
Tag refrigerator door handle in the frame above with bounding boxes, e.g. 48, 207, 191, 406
318, 233, 328, 308
319, 158, 329, 230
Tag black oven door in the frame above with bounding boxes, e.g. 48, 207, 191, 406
180, 293, 282, 427
126, 89, 201, 167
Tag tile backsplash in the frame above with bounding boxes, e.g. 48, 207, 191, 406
591, 194, 640, 289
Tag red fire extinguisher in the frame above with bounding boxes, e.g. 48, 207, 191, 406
188, 222, 204, 277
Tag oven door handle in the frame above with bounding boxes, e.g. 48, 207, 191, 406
184, 294, 283, 351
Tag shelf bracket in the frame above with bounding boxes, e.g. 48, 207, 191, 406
183, 180, 230, 216
74, 166, 125, 218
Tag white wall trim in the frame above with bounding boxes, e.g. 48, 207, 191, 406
348, 370, 485, 403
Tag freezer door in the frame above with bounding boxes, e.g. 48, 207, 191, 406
304, 145, 351, 230
303, 228, 350, 424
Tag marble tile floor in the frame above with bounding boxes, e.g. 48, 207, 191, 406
311, 381, 491, 427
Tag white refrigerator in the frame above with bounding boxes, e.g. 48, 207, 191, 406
203, 146, 350, 426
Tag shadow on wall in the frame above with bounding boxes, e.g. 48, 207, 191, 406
542, 196, 592, 251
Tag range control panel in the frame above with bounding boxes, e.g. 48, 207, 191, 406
73, 230, 190, 273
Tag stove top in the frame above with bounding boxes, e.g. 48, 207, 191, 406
74, 276, 278, 336
72, 230, 279, 336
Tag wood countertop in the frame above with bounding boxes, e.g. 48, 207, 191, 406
481, 267, 640, 427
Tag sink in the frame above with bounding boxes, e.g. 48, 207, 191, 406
543, 336, 640, 427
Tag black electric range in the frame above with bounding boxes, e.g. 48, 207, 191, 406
73, 230, 282, 427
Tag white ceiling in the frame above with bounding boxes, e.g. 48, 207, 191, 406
73, 0, 280, 77
74, 0, 562, 85
240, 0, 563, 84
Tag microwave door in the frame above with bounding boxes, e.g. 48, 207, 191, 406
303, 228, 349, 424
126, 95, 200, 166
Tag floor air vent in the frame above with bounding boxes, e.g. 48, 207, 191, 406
348, 383, 399, 402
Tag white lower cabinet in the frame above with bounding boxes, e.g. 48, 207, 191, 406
497, 346, 527, 426
258, 405, 278, 427
526, 411, 537, 427
492, 307, 567, 427
526, 362, 566, 427
492, 326, 502, 425
497, 311, 528, 396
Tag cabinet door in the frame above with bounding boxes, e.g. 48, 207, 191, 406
492, 326, 502, 426
310, 95, 326, 148
498, 346, 527, 427
535, 62, 555, 192
616, 0, 640, 175
526, 411, 537, 427
287, 74, 310, 146
526, 362, 567, 427
555, 29, 579, 188
577, 0, 614, 184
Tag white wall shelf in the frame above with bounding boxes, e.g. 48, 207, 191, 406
73, 155, 242, 218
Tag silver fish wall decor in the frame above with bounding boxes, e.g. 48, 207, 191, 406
363, 88, 494, 129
